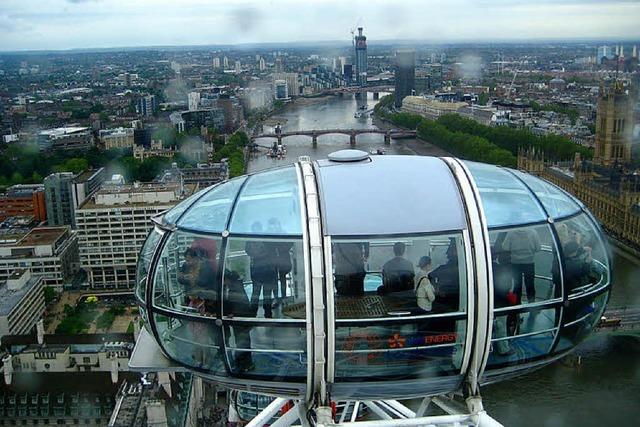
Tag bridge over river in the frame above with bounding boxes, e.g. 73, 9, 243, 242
251, 128, 416, 146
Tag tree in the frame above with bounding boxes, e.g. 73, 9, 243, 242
478, 92, 489, 106
43, 287, 56, 305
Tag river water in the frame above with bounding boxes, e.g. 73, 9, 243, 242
248, 93, 640, 426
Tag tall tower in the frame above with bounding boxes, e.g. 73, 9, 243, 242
394, 50, 416, 108
354, 27, 368, 86
594, 81, 634, 166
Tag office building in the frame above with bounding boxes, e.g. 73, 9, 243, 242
259, 57, 266, 71
37, 127, 93, 152
0, 185, 46, 223
273, 72, 299, 97
274, 80, 288, 99
354, 27, 368, 85
394, 50, 416, 108
401, 95, 467, 120
212, 57, 221, 68
594, 81, 635, 166
137, 95, 157, 117
0, 269, 44, 339
75, 182, 195, 289
157, 162, 229, 187
235, 60, 241, 73
0, 226, 80, 291
44, 169, 106, 228
98, 128, 135, 150
223, 56, 229, 68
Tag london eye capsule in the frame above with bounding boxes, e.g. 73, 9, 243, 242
132, 150, 611, 403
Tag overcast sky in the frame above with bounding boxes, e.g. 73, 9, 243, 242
0, 0, 639, 51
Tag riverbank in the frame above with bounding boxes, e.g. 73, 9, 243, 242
372, 113, 452, 157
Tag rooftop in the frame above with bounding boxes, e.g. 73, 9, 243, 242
0, 274, 42, 316
14, 227, 69, 248
38, 126, 90, 138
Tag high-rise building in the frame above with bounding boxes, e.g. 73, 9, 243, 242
354, 27, 368, 86
273, 72, 299, 98
75, 182, 195, 289
223, 56, 229, 68
274, 80, 288, 99
259, 57, 266, 71
235, 60, 242, 73
594, 81, 635, 166
394, 50, 416, 108
44, 169, 106, 228
275, 57, 284, 73
633, 45, 638, 59
137, 95, 157, 117
597, 46, 612, 64
213, 57, 221, 68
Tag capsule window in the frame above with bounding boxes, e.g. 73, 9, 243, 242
152, 232, 222, 317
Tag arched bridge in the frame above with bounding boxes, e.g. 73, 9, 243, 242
251, 128, 416, 146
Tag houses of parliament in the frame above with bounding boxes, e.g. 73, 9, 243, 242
519, 79, 640, 250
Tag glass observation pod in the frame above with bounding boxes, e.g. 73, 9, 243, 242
132, 150, 611, 402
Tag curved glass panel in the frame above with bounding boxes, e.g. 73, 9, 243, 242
222, 237, 305, 319
224, 324, 306, 379
136, 228, 163, 302
465, 161, 546, 227
152, 231, 222, 316
554, 214, 610, 297
229, 167, 302, 235
333, 233, 467, 319
153, 313, 227, 376
555, 291, 608, 354
177, 177, 246, 232
489, 224, 561, 306
332, 232, 467, 382
487, 307, 560, 368
511, 170, 581, 219
163, 186, 210, 225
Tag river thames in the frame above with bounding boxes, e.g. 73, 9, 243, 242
248, 93, 640, 426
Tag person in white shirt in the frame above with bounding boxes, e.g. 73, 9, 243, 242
415, 256, 436, 312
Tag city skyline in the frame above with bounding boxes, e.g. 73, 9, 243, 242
0, 0, 639, 52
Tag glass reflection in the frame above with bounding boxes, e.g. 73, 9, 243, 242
465, 161, 546, 227
152, 232, 222, 316
333, 233, 467, 319
136, 228, 162, 302
511, 170, 581, 218
229, 167, 302, 235
224, 324, 306, 379
223, 237, 305, 320
487, 307, 559, 367
154, 313, 226, 375
177, 177, 246, 232
554, 214, 609, 296
489, 224, 560, 306
555, 292, 608, 353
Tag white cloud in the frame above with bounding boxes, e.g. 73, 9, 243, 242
0, 0, 638, 51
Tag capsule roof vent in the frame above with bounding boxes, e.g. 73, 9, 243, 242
327, 149, 370, 163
